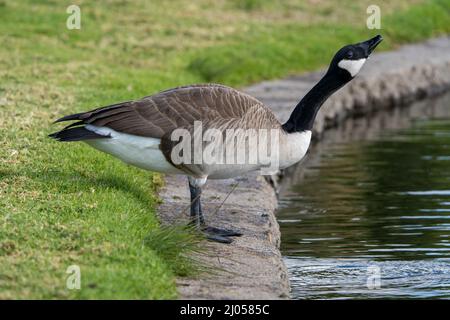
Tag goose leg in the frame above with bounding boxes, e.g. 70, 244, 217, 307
188, 177, 241, 243
188, 180, 204, 227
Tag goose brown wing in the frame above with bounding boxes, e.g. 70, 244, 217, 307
57, 84, 279, 139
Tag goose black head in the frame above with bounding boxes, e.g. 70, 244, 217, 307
327, 35, 383, 80
283, 35, 383, 133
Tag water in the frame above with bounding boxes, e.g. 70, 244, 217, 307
278, 93, 450, 299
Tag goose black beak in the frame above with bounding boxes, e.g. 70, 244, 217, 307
359, 35, 383, 57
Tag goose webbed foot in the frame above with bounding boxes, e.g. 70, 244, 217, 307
203, 230, 233, 244
203, 226, 242, 237
188, 222, 242, 244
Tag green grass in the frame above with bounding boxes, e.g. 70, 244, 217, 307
0, 0, 449, 299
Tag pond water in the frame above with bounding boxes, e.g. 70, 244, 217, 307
278, 92, 450, 299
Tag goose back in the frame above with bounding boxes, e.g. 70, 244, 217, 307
59, 84, 281, 139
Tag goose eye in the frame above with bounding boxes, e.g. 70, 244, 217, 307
346, 51, 354, 58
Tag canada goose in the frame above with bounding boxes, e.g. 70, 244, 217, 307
50, 35, 383, 243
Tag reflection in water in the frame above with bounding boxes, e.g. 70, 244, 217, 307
278, 93, 450, 299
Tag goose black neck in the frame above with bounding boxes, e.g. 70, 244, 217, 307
282, 72, 348, 133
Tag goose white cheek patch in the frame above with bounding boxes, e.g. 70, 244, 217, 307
338, 58, 366, 77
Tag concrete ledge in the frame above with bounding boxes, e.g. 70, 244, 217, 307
157, 36, 450, 299
159, 173, 288, 299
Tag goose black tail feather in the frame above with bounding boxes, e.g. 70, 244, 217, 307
54, 112, 85, 123
49, 127, 109, 142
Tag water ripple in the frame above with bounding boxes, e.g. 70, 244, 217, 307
278, 107, 450, 299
